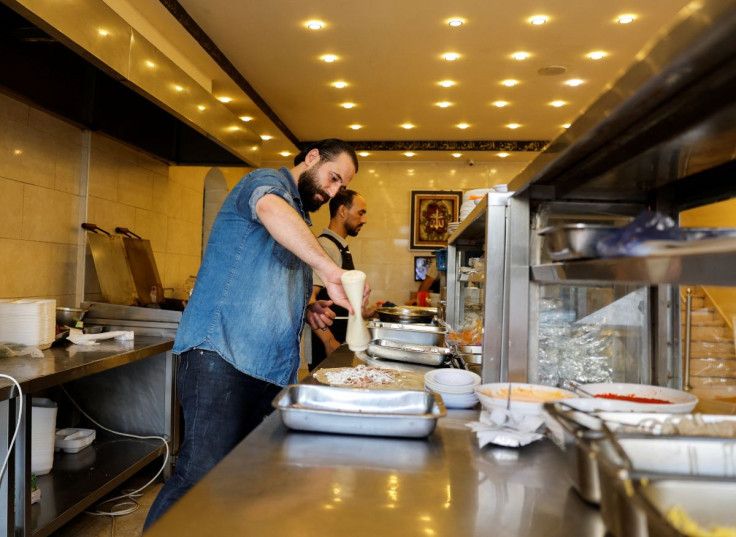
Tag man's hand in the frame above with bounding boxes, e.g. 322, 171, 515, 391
306, 300, 336, 331
319, 267, 371, 315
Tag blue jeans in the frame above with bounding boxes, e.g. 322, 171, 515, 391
143, 349, 282, 531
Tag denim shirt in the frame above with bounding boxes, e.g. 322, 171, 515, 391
173, 167, 312, 386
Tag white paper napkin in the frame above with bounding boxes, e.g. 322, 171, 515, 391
66, 329, 134, 346
466, 409, 546, 448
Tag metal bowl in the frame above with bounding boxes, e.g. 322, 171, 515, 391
375, 306, 437, 324
56, 307, 87, 327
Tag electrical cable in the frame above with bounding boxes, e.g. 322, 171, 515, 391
0, 373, 23, 484
60, 385, 169, 518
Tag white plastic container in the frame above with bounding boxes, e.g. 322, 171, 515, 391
55, 428, 96, 453
31, 398, 58, 475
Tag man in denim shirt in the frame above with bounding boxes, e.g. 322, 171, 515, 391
145, 139, 365, 530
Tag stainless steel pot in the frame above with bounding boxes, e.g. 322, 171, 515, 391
375, 306, 437, 324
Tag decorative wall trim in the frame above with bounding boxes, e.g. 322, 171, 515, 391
302, 140, 550, 152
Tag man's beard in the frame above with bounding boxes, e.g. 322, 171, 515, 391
345, 221, 362, 237
298, 165, 330, 213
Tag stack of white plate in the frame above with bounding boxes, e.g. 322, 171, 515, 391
0, 299, 56, 349
425, 369, 481, 409
448, 221, 461, 235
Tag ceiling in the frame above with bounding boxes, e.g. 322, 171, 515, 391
116, 0, 691, 165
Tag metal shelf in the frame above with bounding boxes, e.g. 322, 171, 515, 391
531, 249, 736, 286
32, 432, 167, 537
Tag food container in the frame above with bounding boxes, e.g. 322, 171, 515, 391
538, 224, 618, 260
560, 382, 698, 414
367, 320, 445, 346
475, 383, 578, 416
632, 478, 736, 537
55, 306, 87, 327
367, 339, 451, 366
272, 384, 446, 438
55, 428, 96, 453
375, 306, 437, 324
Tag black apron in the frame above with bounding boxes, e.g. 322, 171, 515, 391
310, 234, 355, 370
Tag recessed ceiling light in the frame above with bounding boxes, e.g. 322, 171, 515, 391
359, 152, 370, 157
349, 124, 362, 130
497, 152, 510, 158
442, 52, 460, 61
280, 151, 292, 156
98, 28, 109, 36
456, 123, 470, 129
511, 51, 530, 60
145, 60, 155, 68
506, 123, 521, 129
617, 14, 636, 24
341, 102, 356, 109
435, 101, 452, 108
306, 20, 324, 30
492, 100, 509, 107
404, 152, 415, 157
550, 100, 567, 107
217, 96, 232, 103
197, 105, 206, 111
565, 79, 584, 87
501, 79, 519, 87
588, 51, 607, 60
447, 18, 464, 27
321, 54, 338, 63
13, 149, 22, 155
239, 115, 253, 122
562, 123, 571, 128
261, 135, 273, 140
401, 123, 415, 129
529, 15, 548, 25
174, 85, 184, 92
332, 81, 348, 88
452, 153, 462, 158
438, 80, 456, 88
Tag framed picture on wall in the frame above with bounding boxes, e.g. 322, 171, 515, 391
414, 256, 433, 281
410, 190, 462, 250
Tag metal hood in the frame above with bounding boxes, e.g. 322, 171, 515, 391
0, 0, 261, 166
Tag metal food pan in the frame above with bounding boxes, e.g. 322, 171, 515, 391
368, 320, 445, 346
273, 384, 446, 438
538, 224, 618, 260
633, 478, 736, 537
367, 339, 450, 366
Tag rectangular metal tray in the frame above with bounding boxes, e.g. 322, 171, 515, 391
367, 338, 451, 366
367, 320, 445, 346
538, 224, 618, 260
273, 384, 446, 438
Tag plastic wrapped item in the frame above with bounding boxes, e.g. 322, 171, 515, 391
595, 210, 680, 257
0, 344, 44, 358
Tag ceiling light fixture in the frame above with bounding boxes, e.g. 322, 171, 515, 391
506, 123, 521, 129
341, 103, 356, 109
174, 85, 183, 92
438, 80, 456, 88
261, 135, 273, 140
217, 96, 232, 103
565, 79, 584, 87
447, 18, 464, 27
452, 153, 462, 158
511, 51, 530, 60
280, 151, 292, 156
349, 124, 362, 130
456, 123, 470, 129
306, 20, 324, 30
501, 79, 519, 87
401, 123, 415, 129
239, 115, 253, 122
617, 14, 636, 24
228, 126, 240, 132
404, 152, 415, 157
198, 105, 206, 111
529, 15, 548, 25
492, 100, 509, 107
435, 101, 452, 108
442, 52, 460, 61
562, 123, 571, 128
588, 51, 607, 60
497, 152, 510, 158
550, 100, 567, 107
98, 28, 109, 36
321, 54, 338, 63
145, 60, 155, 68
332, 81, 348, 88
359, 152, 370, 157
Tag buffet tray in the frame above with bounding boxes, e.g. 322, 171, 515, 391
538, 224, 618, 260
273, 384, 446, 438
367, 338, 451, 366
367, 320, 445, 346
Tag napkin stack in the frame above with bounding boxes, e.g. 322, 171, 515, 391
0, 299, 56, 349
466, 408, 546, 448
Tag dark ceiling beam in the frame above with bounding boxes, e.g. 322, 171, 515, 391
306, 140, 550, 152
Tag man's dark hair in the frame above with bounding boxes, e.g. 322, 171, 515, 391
293, 139, 359, 172
329, 189, 360, 219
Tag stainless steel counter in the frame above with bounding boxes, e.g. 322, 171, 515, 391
146, 349, 606, 537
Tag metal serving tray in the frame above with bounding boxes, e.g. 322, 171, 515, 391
538, 224, 618, 260
367, 339, 451, 366
273, 384, 446, 438
367, 320, 445, 346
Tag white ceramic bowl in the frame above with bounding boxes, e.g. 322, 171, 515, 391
561, 382, 698, 413
424, 369, 481, 394
441, 392, 479, 409
425, 380, 476, 395
475, 383, 578, 416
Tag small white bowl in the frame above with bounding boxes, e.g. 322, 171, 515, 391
475, 383, 578, 416
425, 369, 481, 388
441, 392, 479, 409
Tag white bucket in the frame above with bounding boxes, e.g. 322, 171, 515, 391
31, 398, 58, 475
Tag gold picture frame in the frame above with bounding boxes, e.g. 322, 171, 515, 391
410, 190, 462, 250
